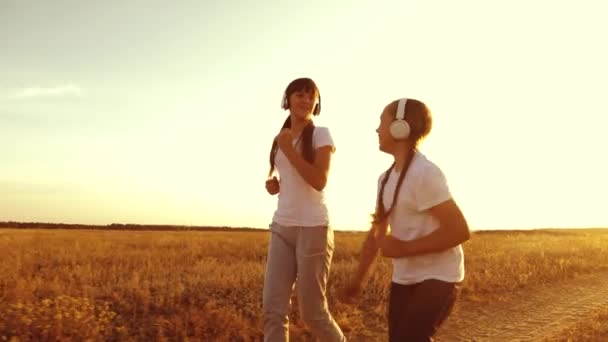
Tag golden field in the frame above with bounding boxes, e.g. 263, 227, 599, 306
1, 227, 608, 341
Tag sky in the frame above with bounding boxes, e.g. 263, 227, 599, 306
1, 0, 607, 231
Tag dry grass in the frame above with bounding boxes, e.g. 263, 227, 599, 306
1, 228, 608, 341
556, 307, 608, 341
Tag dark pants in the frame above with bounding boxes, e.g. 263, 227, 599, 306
388, 279, 459, 342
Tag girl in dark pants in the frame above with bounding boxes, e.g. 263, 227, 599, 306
340, 98, 470, 341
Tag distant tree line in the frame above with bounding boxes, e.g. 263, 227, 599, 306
0, 221, 266, 232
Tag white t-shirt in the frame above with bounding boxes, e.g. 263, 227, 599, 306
272, 126, 335, 227
378, 151, 464, 284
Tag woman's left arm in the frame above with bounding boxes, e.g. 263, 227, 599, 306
282, 145, 332, 191
379, 199, 470, 258
277, 130, 331, 193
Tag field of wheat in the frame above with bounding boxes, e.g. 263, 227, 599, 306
1, 228, 608, 341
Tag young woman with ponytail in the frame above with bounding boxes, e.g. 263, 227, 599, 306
263, 78, 345, 342
340, 98, 471, 341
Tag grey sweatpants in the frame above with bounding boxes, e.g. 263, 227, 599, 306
263, 222, 345, 342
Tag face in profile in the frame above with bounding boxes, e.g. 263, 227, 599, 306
288, 89, 318, 120
376, 103, 398, 153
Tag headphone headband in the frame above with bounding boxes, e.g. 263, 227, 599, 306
396, 98, 407, 120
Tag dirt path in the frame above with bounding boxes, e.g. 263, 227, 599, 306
434, 271, 608, 341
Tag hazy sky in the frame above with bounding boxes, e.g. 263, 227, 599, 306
1, 0, 607, 230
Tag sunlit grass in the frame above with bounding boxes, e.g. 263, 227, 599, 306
1, 228, 608, 340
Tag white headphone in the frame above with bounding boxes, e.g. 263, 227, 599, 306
389, 98, 410, 139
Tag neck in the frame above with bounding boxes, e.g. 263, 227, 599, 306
290, 115, 312, 136
393, 144, 415, 172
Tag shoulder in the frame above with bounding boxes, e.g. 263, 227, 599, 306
313, 126, 332, 138
312, 126, 335, 150
411, 152, 445, 178
411, 152, 452, 208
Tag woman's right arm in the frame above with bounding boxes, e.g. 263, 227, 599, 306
353, 227, 379, 281
340, 219, 386, 302
354, 217, 388, 281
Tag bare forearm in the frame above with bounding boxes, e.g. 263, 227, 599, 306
393, 224, 469, 257
385, 200, 471, 258
353, 229, 379, 283
282, 147, 327, 191
411, 226, 467, 255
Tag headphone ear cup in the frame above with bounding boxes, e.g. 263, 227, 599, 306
281, 94, 288, 110
390, 120, 410, 140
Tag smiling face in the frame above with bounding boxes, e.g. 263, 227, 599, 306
288, 88, 318, 120
282, 78, 320, 119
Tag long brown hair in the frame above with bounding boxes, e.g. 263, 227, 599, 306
268, 78, 320, 176
373, 148, 416, 223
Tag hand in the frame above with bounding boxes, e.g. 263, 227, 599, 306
265, 177, 280, 195
276, 128, 294, 152
377, 234, 407, 258
372, 217, 389, 237
338, 279, 362, 304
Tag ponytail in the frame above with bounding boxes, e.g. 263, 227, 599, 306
372, 149, 416, 223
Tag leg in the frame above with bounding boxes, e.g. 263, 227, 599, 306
263, 223, 298, 342
296, 226, 345, 342
390, 279, 459, 342
388, 282, 416, 342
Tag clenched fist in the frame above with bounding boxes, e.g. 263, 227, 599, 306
276, 128, 294, 152
265, 176, 280, 195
